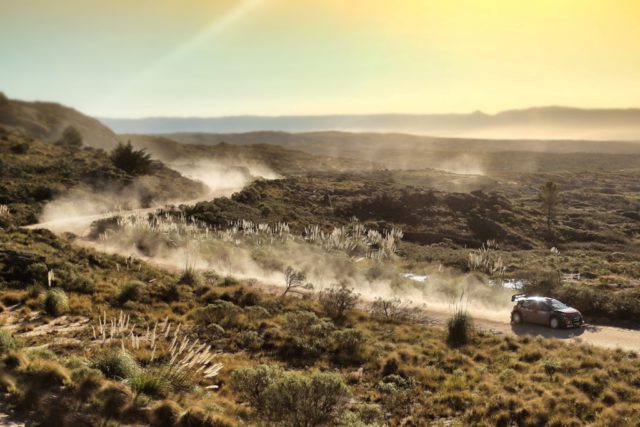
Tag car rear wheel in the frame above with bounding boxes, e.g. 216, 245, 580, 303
549, 317, 560, 329
512, 312, 522, 324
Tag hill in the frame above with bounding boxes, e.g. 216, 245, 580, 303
0, 91, 118, 149
125, 134, 377, 176
0, 126, 207, 226
100, 106, 640, 141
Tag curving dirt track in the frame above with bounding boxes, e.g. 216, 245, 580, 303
25, 187, 640, 353
422, 307, 640, 352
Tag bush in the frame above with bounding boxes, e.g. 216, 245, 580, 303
193, 300, 242, 328
231, 365, 283, 411
179, 268, 201, 286
330, 328, 367, 366
67, 275, 95, 294
100, 382, 133, 421
263, 372, 350, 426
279, 311, 334, 362
446, 309, 474, 347
131, 369, 170, 398
319, 284, 359, 324
0, 329, 18, 354
237, 330, 263, 351
110, 141, 153, 175
43, 288, 69, 317
91, 349, 139, 379
116, 280, 145, 305
57, 126, 83, 147
25, 262, 48, 285
10, 142, 30, 154
369, 297, 420, 322
151, 400, 183, 427
180, 408, 230, 427
25, 360, 71, 387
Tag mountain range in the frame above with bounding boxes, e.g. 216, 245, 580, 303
101, 106, 640, 141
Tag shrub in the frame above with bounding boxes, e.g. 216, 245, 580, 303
91, 349, 139, 379
180, 408, 230, 427
100, 382, 133, 421
369, 297, 420, 322
319, 284, 359, 323
262, 372, 350, 426
446, 308, 474, 347
25, 262, 48, 285
67, 275, 95, 294
231, 365, 283, 411
179, 268, 201, 286
193, 300, 242, 328
151, 400, 183, 427
0, 329, 18, 354
3, 351, 27, 371
10, 142, 29, 154
279, 311, 334, 362
131, 369, 171, 398
330, 328, 367, 366
110, 141, 153, 175
57, 126, 83, 147
25, 360, 71, 387
43, 288, 69, 317
237, 330, 263, 351
116, 280, 145, 305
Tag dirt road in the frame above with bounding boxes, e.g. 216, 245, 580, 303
25, 188, 640, 353
421, 307, 640, 352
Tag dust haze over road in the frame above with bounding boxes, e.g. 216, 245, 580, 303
27, 185, 640, 354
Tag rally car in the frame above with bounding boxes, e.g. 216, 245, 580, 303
511, 294, 584, 329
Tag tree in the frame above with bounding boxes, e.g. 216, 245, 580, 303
319, 284, 359, 324
57, 125, 83, 147
539, 181, 561, 234
110, 141, 153, 175
282, 266, 312, 296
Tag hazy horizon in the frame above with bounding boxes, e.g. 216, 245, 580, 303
2, 1, 639, 118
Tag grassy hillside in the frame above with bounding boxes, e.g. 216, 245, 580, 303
0, 126, 207, 225
0, 92, 118, 149
1, 227, 640, 426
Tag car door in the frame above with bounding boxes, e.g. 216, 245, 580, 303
532, 300, 551, 325
520, 300, 536, 323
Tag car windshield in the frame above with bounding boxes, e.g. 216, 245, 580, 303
549, 299, 568, 310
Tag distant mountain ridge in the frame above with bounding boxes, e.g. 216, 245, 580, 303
101, 106, 640, 141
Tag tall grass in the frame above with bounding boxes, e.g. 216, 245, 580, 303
446, 294, 474, 347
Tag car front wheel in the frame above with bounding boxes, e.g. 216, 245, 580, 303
512, 312, 522, 324
549, 317, 560, 329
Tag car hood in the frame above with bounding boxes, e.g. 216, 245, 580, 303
555, 308, 580, 315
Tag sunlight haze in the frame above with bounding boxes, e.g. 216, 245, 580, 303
1, 0, 639, 117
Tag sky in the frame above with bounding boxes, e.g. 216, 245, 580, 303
1, 0, 639, 118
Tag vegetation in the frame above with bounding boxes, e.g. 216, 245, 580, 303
43, 288, 69, 316
110, 140, 154, 175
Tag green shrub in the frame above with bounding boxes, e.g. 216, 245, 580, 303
319, 284, 359, 323
130, 369, 170, 398
91, 349, 139, 380
0, 329, 18, 354
262, 372, 350, 426
446, 309, 474, 347
116, 280, 145, 305
67, 275, 95, 294
25, 262, 48, 285
330, 328, 367, 366
237, 330, 263, 351
57, 126, 83, 148
231, 365, 283, 411
193, 300, 242, 328
179, 268, 201, 286
110, 141, 153, 175
279, 311, 334, 363
43, 288, 69, 317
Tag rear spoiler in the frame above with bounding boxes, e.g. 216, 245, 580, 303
511, 293, 527, 302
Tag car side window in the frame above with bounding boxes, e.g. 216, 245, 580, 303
522, 300, 533, 309
537, 301, 551, 311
